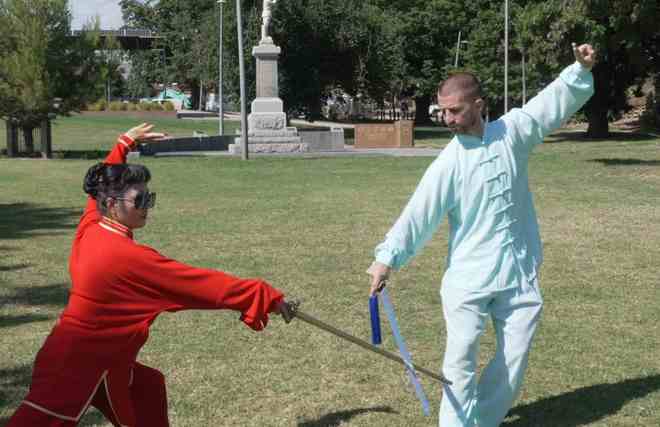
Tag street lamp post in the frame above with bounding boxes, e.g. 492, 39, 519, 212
454, 31, 462, 67
504, 0, 509, 113
454, 32, 469, 68
236, 0, 248, 159
217, 0, 225, 135
521, 47, 526, 105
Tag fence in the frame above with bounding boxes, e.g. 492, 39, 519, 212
4, 120, 52, 158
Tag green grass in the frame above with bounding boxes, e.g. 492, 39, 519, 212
0, 113, 241, 154
1, 116, 659, 426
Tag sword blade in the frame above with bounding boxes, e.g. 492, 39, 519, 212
294, 309, 452, 385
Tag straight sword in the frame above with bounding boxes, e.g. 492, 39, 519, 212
285, 303, 452, 385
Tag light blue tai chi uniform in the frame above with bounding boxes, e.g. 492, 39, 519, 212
373, 62, 594, 427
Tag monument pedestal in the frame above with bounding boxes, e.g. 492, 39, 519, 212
229, 41, 306, 154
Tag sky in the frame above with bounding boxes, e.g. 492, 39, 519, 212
69, 0, 125, 30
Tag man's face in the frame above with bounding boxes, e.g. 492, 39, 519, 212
437, 92, 483, 136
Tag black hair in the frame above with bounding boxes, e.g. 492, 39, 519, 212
83, 163, 151, 214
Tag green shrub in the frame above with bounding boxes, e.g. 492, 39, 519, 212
640, 92, 659, 130
162, 101, 176, 111
137, 102, 154, 111
108, 101, 126, 111
87, 100, 107, 111
126, 102, 138, 111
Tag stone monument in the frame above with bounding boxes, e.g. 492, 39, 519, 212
230, 0, 307, 154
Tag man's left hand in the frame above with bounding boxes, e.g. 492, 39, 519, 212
572, 43, 596, 70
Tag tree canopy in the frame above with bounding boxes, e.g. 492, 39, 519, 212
0, 0, 100, 129
119, 0, 660, 135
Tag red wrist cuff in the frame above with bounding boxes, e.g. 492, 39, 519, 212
118, 134, 136, 149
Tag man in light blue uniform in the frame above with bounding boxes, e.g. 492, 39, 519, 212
367, 44, 596, 426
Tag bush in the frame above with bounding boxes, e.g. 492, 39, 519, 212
108, 101, 126, 111
162, 101, 176, 111
640, 92, 659, 130
125, 102, 138, 111
87, 99, 107, 111
137, 102, 154, 111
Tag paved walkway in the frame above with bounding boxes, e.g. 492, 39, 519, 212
153, 145, 442, 158
171, 111, 444, 158
179, 111, 356, 129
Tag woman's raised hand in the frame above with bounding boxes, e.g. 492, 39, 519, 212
126, 123, 168, 142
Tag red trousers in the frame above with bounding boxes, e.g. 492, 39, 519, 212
7, 363, 169, 427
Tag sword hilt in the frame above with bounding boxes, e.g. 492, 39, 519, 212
277, 299, 301, 323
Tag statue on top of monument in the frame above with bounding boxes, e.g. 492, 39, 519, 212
261, 0, 277, 43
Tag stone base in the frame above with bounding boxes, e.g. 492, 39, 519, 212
248, 112, 287, 133
229, 140, 308, 154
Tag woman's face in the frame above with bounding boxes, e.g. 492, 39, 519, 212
108, 183, 151, 229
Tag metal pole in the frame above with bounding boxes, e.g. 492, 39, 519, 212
504, 0, 509, 113
454, 31, 461, 68
522, 49, 526, 105
218, 0, 225, 135
199, 81, 204, 111
236, 0, 248, 160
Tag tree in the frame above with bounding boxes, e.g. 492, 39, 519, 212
516, 0, 660, 138
0, 0, 99, 156
273, 0, 396, 119
121, 0, 249, 109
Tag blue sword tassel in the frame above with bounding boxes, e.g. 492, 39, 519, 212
380, 288, 431, 417
369, 295, 382, 345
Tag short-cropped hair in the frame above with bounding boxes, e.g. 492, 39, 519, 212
437, 72, 484, 101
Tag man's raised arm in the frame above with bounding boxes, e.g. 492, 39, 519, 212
506, 43, 597, 149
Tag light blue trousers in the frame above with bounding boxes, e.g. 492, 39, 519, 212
438, 279, 543, 427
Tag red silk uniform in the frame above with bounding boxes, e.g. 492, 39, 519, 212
8, 135, 284, 426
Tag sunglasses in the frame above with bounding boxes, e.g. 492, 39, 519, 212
114, 191, 157, 209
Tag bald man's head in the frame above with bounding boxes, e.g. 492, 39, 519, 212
437, 72, 483, 102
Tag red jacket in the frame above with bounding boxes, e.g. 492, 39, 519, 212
22, 135, 284, 421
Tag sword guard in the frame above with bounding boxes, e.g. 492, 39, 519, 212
278, 299, 300, 323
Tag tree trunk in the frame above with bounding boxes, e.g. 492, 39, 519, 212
585, 65, 610, 138
6, 120, 18, 157
22, 126, 34, 154
654, 73, 660, 127
414, 95, 431, 125
40, 119, 52, 159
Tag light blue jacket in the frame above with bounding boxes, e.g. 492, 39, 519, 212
374, 62, 594, 291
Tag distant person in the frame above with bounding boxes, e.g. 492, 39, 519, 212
7, 123, 291, 427
400, 100, 409, 120
367, 43, 596, 426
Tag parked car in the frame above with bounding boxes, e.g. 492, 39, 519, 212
140, 88, 192, 110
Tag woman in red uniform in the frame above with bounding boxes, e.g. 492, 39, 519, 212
8, 123, 289, 427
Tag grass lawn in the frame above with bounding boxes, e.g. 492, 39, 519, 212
0, 113, 242, 155
1, 115, 659, 426
0, 113, 450, 154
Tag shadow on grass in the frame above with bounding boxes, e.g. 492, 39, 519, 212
0, 364, 107, 426
52, 150, 111, 160
0, 263, 29, 272
0, 314, 52, 329
590, 158, 660, 166
546, 130, 658, 143
0, 203, 78, 240
0, 364, 32, 409
0, 283, 69, 309
503, 374, 660, 426
297, 405, 398, 426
